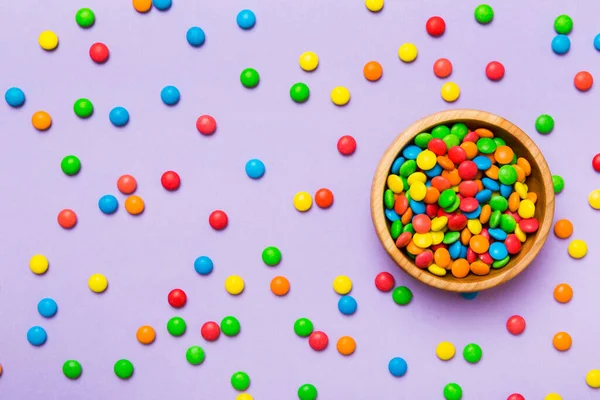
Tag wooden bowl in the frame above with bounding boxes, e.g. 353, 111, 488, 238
370, 109, 555, 292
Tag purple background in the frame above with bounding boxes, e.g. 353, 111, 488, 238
1, 0, 600, 398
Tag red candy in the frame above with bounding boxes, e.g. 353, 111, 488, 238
161, 170, 181, 191
426, 204, 438, 217
518, 218, 539, 233
448, 146, 467, 164
447, 214, 467, 231
459, 197, 478, 213
89, 42, 109, 64
431, 176, 451, 192
479, 252, 493, 264
426, 16, 446, 37
168, 288, 187, 308
430, 243, 446, 251
394, 194, 409, 215
209, 210, 228, 230
433, 58, 452, 78
506, 315, 526, 335
374, 272, 395, 292
505, 234, 521, 254
505, 210, 521, 223
395, 232, 412, 248
507, 395, 525, 400
428, 139, 447, 156
196, 115, 217, 135
308, 331, 329, 351
593, 153, 600, 172
467, 247, 477, 263
415, 250, 434, 268
201, 321, 221, 341
574, 71, 593, 92
413, 214, 431, 234
485, 61, 505, 81
337, 135, 356, 156
458, 160, 478, 180
463, 131, 479, 143
458, 181, 478, 197
480, 228, 490, 241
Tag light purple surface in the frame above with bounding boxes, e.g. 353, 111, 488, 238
1, 0, 600, 398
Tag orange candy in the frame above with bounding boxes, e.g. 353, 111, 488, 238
517, 157, 531, 176
513, 164, 526, 183
451, 258, 470, 278
117, 174, 137, 194
125, 195, 145, 215
553, 283, 573, 303
494, 146, 514, 164
554, 219, 573, 239
336, 336, 356, 356
57, 209, 77, 229
136, 325, 156, 344
405, 240, 423, 255
508, 192, 521, 212
270, 276, 290, 296
315, 188, 334, 209
460, 142, 478, 159
132, 0, 152, 12
553, 332, 572, 351
401, 208, 413, 225
485, 165, 499, 180
32, 111, 52, 131
434, 248, 451, 268
363, 61, 383, 81
475, 128, 494, 138
527, 192, 537, 204
469, 235, 489, 254
424, 187, 440, 204
441, 169, 461, 186
437, 156, 455, 170
460, 228, 472, 246
470, 260, 490, 276
479, 204, 492, 224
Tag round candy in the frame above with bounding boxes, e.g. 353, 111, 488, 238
574, 71, 593, 92
262, 246, 281, 266
27, 326, 47, 346
117, 174, 137, 194
89, 42, 109, 63
426, 16, 445, 37
554, 14, 573, 34
75, 8, 95, 28
586, 369, 600, 388
315, 188, 334, 208
463, 343, 482, 363
186, 346, 205, 365
160, 85, 180, 105
535, 114, 554, 134
337, 135, 357, 155
461, 292, 478, 300
433, 58, 452, 78
136, 325, 156, 344
30, 254, 49, 275
201, 321, 220, 341
299, 51, 319, 71
38, 31, 59, 51
245, 159, 266, 179
161, 170, 180, 191
58, 209, 77, 229
544, 394, 562, 400
186, 27, 206, 47
196, 115, 217, 135
365, 0, 384, 12
221, 316, 241, 336
441, 82, 460, 102
308, 331, 329, 351
167, 316, 186, 336
61, 155, 81, 176
5, 87, 25, 107
231, 371, 250, 391
364, 61, 383, 81
168, 288, 187, 308
568, 239, 587, 259
209, 210, 228, 230
236, 395, 254, 400
270, 276, 290, 296
38, 298, 58, 318
109, 107, 129, 127
375, 271, 395, 292
333, 275, 352, 294
388, 357, 407, 377
589, 189, 600, 209
73, 98, 93, 118
552, 175, 564, 193
593, 153, 600, 172
133, 0, 152, 12
552, 35, 570, 55
114, 359, 134, 379
336, 336, 356, 356
298, 384, 318, 400
554, 283, 573, 303
194, 256, 214, 275
398, 43, 418, 62
330, 86, 351, 106
98, 195, 118, 214
508, 395, 525, 400
125, 195, 144, 215
88, 273, 108, 293
294, 318, 314, 337
553, 219, 573, 239
63, 360, 83, 379
444, 383, 463, 400
152, 0, 172, 11
338, 295, 357, 315
595, 33, 600, 51
240, 68, 260, 88
293, 192, 313, 212
392, 286, 412, 305
236, 9, 256, 29
32, 111, 52, 131
486, 61, 505, 81
225, 275, 245, 295
290, 83, 310, 103
436, 342, 456, 360
552, 331, 572, 351
474, 4, 494, 24
506, 315, 526, 335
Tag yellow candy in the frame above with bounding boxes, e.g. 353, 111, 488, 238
29, 254, 49, 275
514, 225, 527, 242
398, 43, 418, 63
441, 82, 460, 102
588, 189, 600, 209
333, 275, 352, 294
413, 233, 432, 248
568, 239, 587, 259
514, 182, 528, 199
586, 369, 600, 388
225, 275, 245, 295
467, 219, 482, 235
330, 86, 350, 106
435, 341, 456, 361
410, 181, 427, 201
88, 273, 108, 293
387, 174, 404, 193
517, 199, 535, 218
293, 191, 313, 212
365, 0, 384, 12
431, 216, 448, 231
544, 394, 562, 400
407, 172, 427, 186
428, 264, 446, 276
236, 394, 254, 400
430, 231, 444, 245
299, 51, 319, 72
38, 30, 59, 51
416, 150, 437, 171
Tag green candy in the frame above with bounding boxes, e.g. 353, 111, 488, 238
554, 14, 573, 34
438, 189, 457, 208
535, 114, 554, 134
231, 371, 250, 391
401, 176, 409, 191
492, 255, 510, 269
240, 68, 260, 88
75, 8, 95, 28
62, 360, 82, 379
392, 286, 412, 305
443, 196, 461, 213
290, 83, 310, 103
476, 138, 497, 154
293, 318, 313, 337
489, 210, 502, 228
499, 214, 517, 233
384, 189, 395, 209
298, 383, 318, 400
489, 195, 508, 212
493, 137, 506, 147
221, 316, 241, 337
511, 153, 517, 165
474, 4, 494, 24
405, 190, 411, 202
443, 382, 463, 400
399, 160, 417, 177
73, 98, 93, 118
390, 220, 403, 239
552, 175, 565, 193
498, 165, 518, 185
463, 343, 482, 363
443, 231, 460, 244
61, 155, 81, 176
414, 133, 433, 148
451, 123, 468, 140
186, 346, 205, 365
442, 133, 460, 149
114, 359, 134, 380
402, 223, 415, 234
431, 125, 450, 139
167, 316, 186, 336
262, 246, 282, 266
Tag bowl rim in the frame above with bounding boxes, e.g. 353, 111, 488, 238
370, 109, 555, 292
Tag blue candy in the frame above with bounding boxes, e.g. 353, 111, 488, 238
194, 256, 214, 275
482, 177, 500, 191
489, 242, 509, 260
186, 27, 206, 47
385, 209, 400, 222
488, 228, 508, 241
245, 159, 265, 179
459, 244, 468, 259
409, 200, 425, 215
388, 357, 408, 377
338, 295, 357, 315
552, 34, 570, 55
152, 0, 172, 11
475, 189, 492, 203
5, 87, 25, 107
391, 157, 405, 174
461, 292, 479, 300
98, 194, 118, 214
109, 107, 129, 127
424, 164, 443, 178
449, 240, 462, 259
402, 145, 422, 160
161, 85, 180, 105
236, 9, 256, 29
37, 298, 58, 318
595, 33, 600, 51
473, 155, 492, 170
463, 205, 482, 219
500, 184, 513, 198
27, 326, 47, 346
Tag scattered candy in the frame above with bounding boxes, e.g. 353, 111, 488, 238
388, 357, 407, 377
109, 106, 130, 127
463, 343, 482, 363
30, 254, 49, 275
245, 159, 266, 179
196, 115, 217, 135
567, 239, 587, 259
240, 68, 260, 88
27, 326, 47, 346
161, 170, 181, 191
589, 189, 600, 209
225, 275, 245, 295
330, 86, 351, 106
125, 195, 145, 215
392, 286, 412, 305
201, 321, 220, 341
553, 219, 573, 238
426, 16, 446, 37
152, 0, 172, 11
298, 384, 318, 400
544, 394, 562, 400
88, 273, 108, 293
443, 383, 463, 400
270, 276, 290, 296
221, 316, 241, 337
553, 283, 573, 303
5, 87, 25, 107
293, 192, 313, 212
314, 188, 334, 208
290, 82, 310, 103
485, 61, 505, 81
73, 98, 93, 118
308, 331, 329, 351
160, 85, 180, 105
338, 295, 357, 315
363, 61, 383, 81
333, 275, 352, 294
57, 209, 77, 229
194, 256, 214, 275
61, 155, 81, 176
37, 298, 58, 318
38, 30, 59, 51
236, 395, 254, 400
595, 33, 600, 51
236, 9, 256, 30
63, 360, 83, 379
186, 346, 205, 365
32, 111, 52, 131
506, 315, 526, 335
168, 288, 187, 308
98, 194, 118, 214
75, 8, 95, 28
551, 35, 570, 55
167, 316, 186, 336
554, 14, 573, 34
89, 42, 109, 64
460, 292, 479, 300
299, 51, 319, 72
133, 0, 152, 12
508, 395, 525, 400
574, 71, 593, 92
337, 135, 357, 155
136, 325, 156, 344
336, 336, 356, 355
114, 359, 134, 379
552, 331, 572, 351
117, 174, 137, 194
441, 82, 460, 102
436, 341, 456, 360
433, 58, 452, 78
294, 318, 314, 337
262, 246, 282, 266
474, 4, 494, 24
593, 153, 600, 172
186, 27, 206, 47
365, 0, 384, 12
231, 371, 251, 391
208, 210, 228, 230
374, 272, 395, 292
398, 43, 418, 63
586, 369, 600, 388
